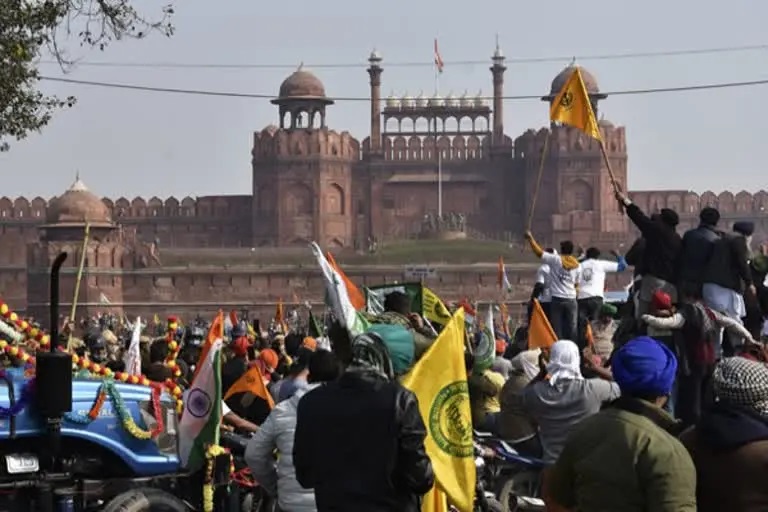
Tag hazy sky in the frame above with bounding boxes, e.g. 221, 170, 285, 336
1, 0, 766, 199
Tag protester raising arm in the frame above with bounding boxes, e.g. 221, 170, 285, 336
642, 310, 757, 345
524, 231, 580, 270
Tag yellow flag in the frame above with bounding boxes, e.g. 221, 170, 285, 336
422, 485, 449, 512
422, 287, 452, 325
549, 67, 602, 140
402, 310, 475, 512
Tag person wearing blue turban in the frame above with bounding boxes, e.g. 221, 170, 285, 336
611, 335, 677, 401
546, 336, 696, 512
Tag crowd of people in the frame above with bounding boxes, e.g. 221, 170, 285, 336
22, 192, 768, 511
463, 194, 768, 511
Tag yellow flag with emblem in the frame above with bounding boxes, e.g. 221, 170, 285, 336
422, 287, 452, 326
402, 309, 475, 512
549, 66, 602, 141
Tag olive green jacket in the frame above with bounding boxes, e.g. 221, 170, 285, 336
548, 397, 696, 512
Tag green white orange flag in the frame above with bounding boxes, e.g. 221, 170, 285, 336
310, 242, 370, 337
178, 336, 223, 470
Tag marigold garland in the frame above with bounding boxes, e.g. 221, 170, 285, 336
0, 299, 50, 347
63, 380, 165, 440
163, 316, 183, 380
0, 298, 185, 426
203, 444, 230, 512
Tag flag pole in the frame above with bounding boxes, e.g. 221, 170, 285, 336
433, 39, 442, 219
438, 152, 443, 218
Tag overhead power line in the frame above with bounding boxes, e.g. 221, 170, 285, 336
38, 43, 768, 70
39, 75, 768, 101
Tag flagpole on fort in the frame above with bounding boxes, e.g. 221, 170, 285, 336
433, 48, 442, 218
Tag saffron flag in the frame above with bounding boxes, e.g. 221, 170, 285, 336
498, 256, 512, 292
402, 310, 475, 512
499, 302, 511, 338
325, 251, 366, 310
178, 338, 223, 470
549, 67, 602, 141
275, 299, 289, 333
123, 316, 142, 376
223, 365, 275, 409
434, 39, 444, 73
193, 311, 224, 383
310, 242, 370, 336
528, 299, 557, 350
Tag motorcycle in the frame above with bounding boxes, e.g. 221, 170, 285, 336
220, 431, 274, 512
447, 441, 503, 512
474, 431, 546, 512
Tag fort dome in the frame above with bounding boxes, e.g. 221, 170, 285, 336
549, 65, 600, 96
278, 69, 327, 99
46, 176, 112, 226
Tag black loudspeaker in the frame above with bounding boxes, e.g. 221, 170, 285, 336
35, 351, 73, 417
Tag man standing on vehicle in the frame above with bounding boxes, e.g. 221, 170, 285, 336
525, 232, 582, 340
577, 247, 627, 323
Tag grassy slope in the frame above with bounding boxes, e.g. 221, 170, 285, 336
161, 239, 538, 267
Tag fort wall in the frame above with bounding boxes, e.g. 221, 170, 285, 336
0, 264, 628, 323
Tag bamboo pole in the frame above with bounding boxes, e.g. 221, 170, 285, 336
66, 223, 90, 351
526, 132, 551, 232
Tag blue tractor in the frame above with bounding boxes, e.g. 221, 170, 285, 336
0, 252, 231, 511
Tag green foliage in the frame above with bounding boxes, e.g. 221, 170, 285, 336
0, 0, 175, 151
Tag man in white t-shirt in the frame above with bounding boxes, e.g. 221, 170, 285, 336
578, 247, 628, 322
525, 232, 582, 341
530, 248, 555, 322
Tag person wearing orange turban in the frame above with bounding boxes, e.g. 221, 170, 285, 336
302, 337, 317, 351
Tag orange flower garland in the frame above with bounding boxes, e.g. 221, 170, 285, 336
0, 299, 51, 348
0, 298, 185, 414
163, 316, 182, 380
0, 327, 184, 412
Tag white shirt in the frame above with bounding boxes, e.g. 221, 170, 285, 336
541, 252, 581, 300
535, 263, 553, 303
578, 259, 620, 299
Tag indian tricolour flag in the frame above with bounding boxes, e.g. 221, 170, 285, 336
178, 338, 223, 470
310, 242, 370, 337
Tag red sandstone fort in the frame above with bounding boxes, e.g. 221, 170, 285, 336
2, 47, 766, 322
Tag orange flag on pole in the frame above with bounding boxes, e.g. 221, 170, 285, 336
223, 365, 275, 409
528, 299, 557, 350
325, 252, 365, 311
193, 311, 224, 383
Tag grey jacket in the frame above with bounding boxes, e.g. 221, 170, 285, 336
245, 384, 318, 512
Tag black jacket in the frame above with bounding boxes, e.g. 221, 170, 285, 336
679, 225, 722, 291
703, 233, 753, 293
293, 371, 434, 512
624, 237, 646, 277
626, 204, 682, 283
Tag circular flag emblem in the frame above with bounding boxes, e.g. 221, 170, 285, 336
428, 381, 473, 458
186, 389, 213, 418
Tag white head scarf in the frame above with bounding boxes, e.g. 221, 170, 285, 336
510, 349, 541, 381
546, 340, 583, 386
